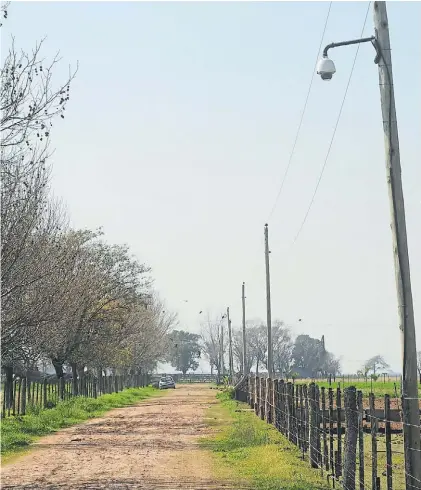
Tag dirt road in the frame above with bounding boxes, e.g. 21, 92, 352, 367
1, 384, 242, 490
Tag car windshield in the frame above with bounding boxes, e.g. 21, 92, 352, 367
161, 377, 173, 382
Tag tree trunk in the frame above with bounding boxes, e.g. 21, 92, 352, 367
256, 361, 259, 375
98, 367, 103, 394
71, 363, 78, 396
4, 365, 14, 409
52, 359, 64, 378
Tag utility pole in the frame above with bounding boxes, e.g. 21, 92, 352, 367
373, 2, 421, 488
241, 282, 247, 375
227, 307, 234, 383
264, 223, 273, 378
220, 315, 224, 378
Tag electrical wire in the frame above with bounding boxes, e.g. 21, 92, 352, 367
292, 1, 372, 245
267, 1, 333, 222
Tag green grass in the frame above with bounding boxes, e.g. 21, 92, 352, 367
1, 387, 159, 460
295, 379, 421, 398
202, 390, 329, 490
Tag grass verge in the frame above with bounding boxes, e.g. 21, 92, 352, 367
201, 390, 329, 490
1, 387, 159, 462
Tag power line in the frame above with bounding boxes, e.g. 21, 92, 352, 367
292, 1, 372, 245
267, 1, 333, 222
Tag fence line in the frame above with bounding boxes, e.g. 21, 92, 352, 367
1, 373, 150, 418
236, 375, 420, 490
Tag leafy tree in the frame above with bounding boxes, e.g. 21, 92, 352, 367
247, 321, 267, 374
363, 355, 390, 377
292, 334, 325, 377
271, 320, 293, 376
167, 330, 201, 375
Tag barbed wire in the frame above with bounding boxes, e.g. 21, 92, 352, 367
239, 376, 420, 488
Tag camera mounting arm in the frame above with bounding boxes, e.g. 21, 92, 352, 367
322, 36, 381, 64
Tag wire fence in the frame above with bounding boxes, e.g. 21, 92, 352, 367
1, 373, 150, 419
235, 375, 421, 490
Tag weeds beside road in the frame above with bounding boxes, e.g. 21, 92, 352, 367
202, 390, 329, 490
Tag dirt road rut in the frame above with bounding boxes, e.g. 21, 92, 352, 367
1, 385, 241, 490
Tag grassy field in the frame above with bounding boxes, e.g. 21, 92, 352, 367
1, 386, 159, 461
294, 379, 421, 401
202, 389, 329, 490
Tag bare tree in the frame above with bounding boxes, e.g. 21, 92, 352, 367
200, 314, 225, 377
232, 328, 254, 374
1, 32, 76, 376
363, 355, 390, 379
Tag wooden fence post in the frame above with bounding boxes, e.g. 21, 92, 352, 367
336, 387, 343, 478
315, 384, 321, 470
249, 376, 254, 409
12, 379, 17, 416
254, 376, 259, 416
17, 379, 23, 415
265, 378, 272, 424
303, 384, 309, 454
384, 394, 392, 490
60, 377, 65, 400
298, 385, 304, 454
21, 377, 27, 415
329, 387, 334, 478
291, 383, 297, 445
370, 393, 378, 490
277, 380, 284, 434
343, 386, 358, 490
309, 383, 318, 468
321, 387, 328, 471
259, 377, 265, 420
357, 390, 365, 490
43, 379, 48, 408
273, 379, 279, 429
26, 378, 31, 406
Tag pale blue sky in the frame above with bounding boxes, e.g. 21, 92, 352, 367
3, 1, 420, 373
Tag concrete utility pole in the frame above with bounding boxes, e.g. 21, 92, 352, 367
241, 282, 247, 375
264, 223, 273, 378
227, 307, 234, 383
373, 3, 421, 487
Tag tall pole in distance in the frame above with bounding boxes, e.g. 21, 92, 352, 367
373, 2, 421, 487
227, 307, 234, 383
264, 224, 273, 378
220, 317, 224, 378
241, 282, 247, 375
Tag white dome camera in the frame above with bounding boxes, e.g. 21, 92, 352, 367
316, 56, 336, 81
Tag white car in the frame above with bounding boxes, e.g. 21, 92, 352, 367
159, 376, 175, 390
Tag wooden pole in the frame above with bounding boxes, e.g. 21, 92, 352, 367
370, 393, 378, 490
373, 3, 421, 487
357, 390, 365, 490
227, 307, 234, 383
241, 282, 247, 375
384, 394, 393, 490
264, 224, 273, 377
343, 387, 358, 490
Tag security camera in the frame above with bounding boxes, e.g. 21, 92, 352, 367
316, 56, 336, 81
